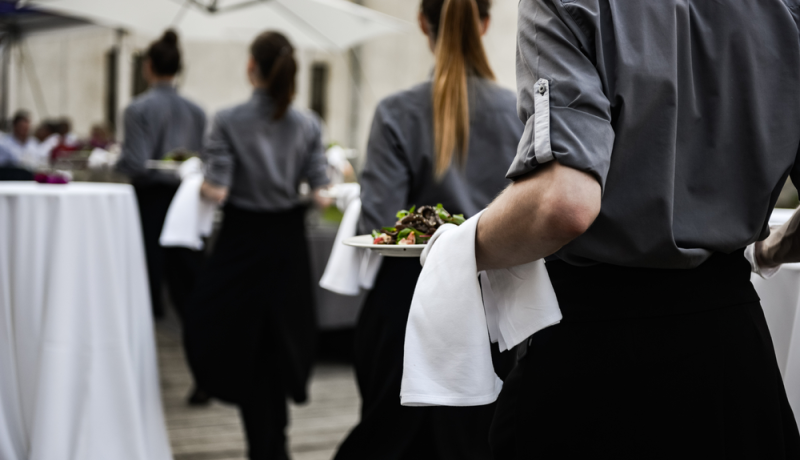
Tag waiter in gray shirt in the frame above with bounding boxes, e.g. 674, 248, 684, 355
117, 35, 211, 408
116, 30, 206, 323
184, 31, 329, 460
336, 1, 522, 458
476, 0, 800, 457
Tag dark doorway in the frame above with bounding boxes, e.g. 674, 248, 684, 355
310, 62, 329, 120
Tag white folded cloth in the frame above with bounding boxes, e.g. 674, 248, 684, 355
319, 183, 382, 295
401, 211, 561, 406
87, 148, 111, 169
745, 243, 781, 279
159, 158, 216, 250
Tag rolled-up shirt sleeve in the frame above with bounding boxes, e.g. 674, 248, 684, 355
202, 112, 235, 188
302, 115, 330, 190
507, 0, 615, 190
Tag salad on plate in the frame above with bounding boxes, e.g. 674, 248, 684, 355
371, 204, 465, 246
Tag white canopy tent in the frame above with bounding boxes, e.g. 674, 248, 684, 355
25, 0, 410, 50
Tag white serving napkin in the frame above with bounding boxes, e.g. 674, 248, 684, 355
319, 184, 382, 295
401, 211, 561, 406
87, 148, 111, 169
159, 158, 216, 250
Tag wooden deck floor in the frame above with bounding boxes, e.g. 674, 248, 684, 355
156, 320, 360, 460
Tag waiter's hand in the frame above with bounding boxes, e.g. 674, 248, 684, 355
313, 187, 334, 210
755, 209, 800, 272
201, 180, 229, 205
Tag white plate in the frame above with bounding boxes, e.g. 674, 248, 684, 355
343, 235, 425, 258
145, 160, 183, 171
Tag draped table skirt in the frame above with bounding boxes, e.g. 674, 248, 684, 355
753, 264, 800, 431
0, 182, 171, 460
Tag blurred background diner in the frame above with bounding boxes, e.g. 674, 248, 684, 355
1, 1, 800, 460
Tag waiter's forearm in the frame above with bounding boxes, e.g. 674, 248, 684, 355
758, 207, 800, 268
475, 161, 602, 271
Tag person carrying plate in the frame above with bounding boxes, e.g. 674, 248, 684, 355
333, 0, 523, 458
116, 30, 207, 321
183, 31, 330, 460
473, 0, 800, 457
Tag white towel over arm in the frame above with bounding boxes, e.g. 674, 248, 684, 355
159, 158, 216, 250
401, 212, 561, 407
319, 184, 382, 296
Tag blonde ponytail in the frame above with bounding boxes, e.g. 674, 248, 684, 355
429, 0, 494, 178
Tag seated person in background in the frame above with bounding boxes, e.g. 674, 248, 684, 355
89, 123, 113, 149
0, 111, 38, 166
32, 120, 62, 165
0, 110, 38, 180
33, 121, 56, 143
50, 117, 82, 161
56, 118, 80, 147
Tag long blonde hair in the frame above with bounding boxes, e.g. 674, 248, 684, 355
423, 0, 495, 178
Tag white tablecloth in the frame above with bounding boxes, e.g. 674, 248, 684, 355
0, 182, 171, 460
753, 265, 800, 429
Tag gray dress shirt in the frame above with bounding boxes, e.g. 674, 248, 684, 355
510, 0, 800, 268
117, 83, 206, 184
203, 90, 330, 212
358, 78, 523, 234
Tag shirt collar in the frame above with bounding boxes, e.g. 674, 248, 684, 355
151, 82, 177, 93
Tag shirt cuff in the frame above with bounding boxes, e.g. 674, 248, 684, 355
745, 243, 782, 279
203, 165, 232, 188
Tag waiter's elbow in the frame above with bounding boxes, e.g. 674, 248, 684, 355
540, 175, 601, 243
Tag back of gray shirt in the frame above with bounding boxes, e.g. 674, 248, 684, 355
508, 0, 800, 268
203, 91, 329, 212
359, 78, 523, 234
117, 83, 206, 184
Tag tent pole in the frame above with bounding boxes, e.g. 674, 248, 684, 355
0, 36, 10, 131
347, 0, 365, 159
347, 45, 361, 154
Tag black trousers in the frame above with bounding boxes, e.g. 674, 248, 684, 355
490, 250, 800, 459
239, 329, 290, 460
335, 258, 514, 460
185, 205, 317, 460
134, 182, 204, 319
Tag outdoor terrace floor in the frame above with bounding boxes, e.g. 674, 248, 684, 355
156, 319, 360, 460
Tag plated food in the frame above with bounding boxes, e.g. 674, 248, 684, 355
371, 204, 465, 245
342, 204, 466, 257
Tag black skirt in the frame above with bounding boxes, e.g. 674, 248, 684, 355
335, 258, 515, 460
183, 204, 316, 404
490, 249, 800, 459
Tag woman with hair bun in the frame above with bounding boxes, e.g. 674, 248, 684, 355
334, 0, 522, 458
116, 30, 206, 324
183, 31, 330, 460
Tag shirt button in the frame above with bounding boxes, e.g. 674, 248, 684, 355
538, 85, 547, 95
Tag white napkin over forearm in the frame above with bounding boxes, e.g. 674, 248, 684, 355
319, 184, 382, 295
159, 157, 215, 250
401, 211, 561, 406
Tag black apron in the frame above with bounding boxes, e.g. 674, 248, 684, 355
184, 204, 316, 405
490, 249, 800, 459
335, 258, 515, 460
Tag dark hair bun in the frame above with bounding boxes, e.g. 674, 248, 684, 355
161, 29, 179, 46
147, 29, 182, 76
